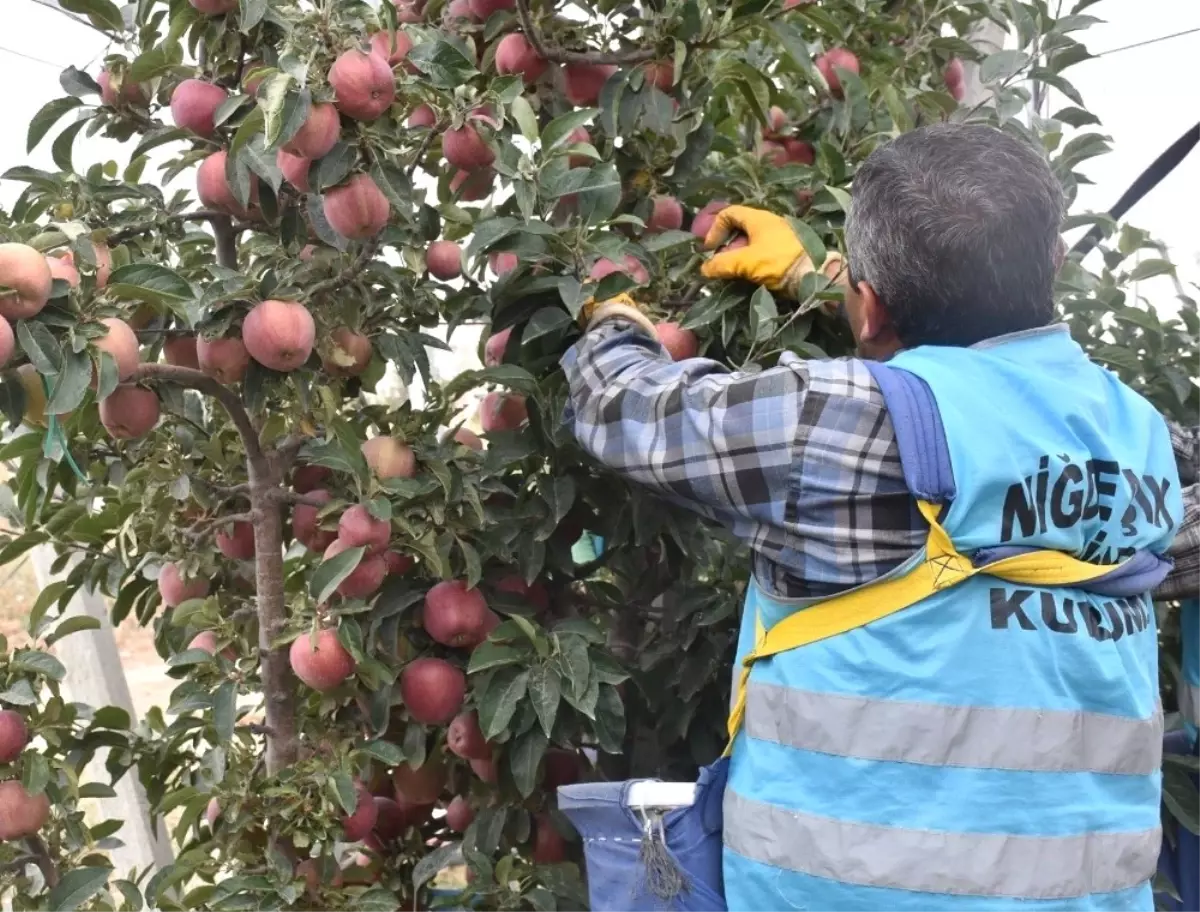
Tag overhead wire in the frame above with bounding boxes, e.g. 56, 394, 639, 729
1092, 27, 1200, 59
0, 44, 68, 70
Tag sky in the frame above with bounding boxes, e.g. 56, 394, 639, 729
0, 0, 1197, 334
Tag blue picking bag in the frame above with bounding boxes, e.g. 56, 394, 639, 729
558, 758, 728, 912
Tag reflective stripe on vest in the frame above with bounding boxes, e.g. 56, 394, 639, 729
744, 681, 1164, 774
724, 789, 1161, 900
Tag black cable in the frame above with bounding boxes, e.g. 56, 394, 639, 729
1068, 122, 1200, 260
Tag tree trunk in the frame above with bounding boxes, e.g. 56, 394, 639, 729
249, 456, 298, 775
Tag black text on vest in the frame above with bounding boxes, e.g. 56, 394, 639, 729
999, 455, 1175, 559
989, 587, 1152, 641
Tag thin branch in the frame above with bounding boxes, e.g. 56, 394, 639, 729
406, 130, 436, 180
515, 0, 658, 64
27, 0, 114, 38
210, 215, 240, 269
26, 835, 59, 889
134, 364, 264, 462
306, 242, 378, 299
108, 210, 236, 244
204, 481, 251, 498
187, 511, 259, 540
273, 490, 331, 507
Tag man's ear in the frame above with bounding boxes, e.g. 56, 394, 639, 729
1053, 236, 1066, 274
856, 281, 886, 340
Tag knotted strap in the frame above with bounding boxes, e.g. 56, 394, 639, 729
724, 500, 1143, 754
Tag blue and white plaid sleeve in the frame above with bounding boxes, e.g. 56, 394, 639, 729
561, 320, 814, 548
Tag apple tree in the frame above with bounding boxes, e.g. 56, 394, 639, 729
0, 0, 1194, 909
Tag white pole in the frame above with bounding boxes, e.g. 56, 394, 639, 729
28, 545, 174, 876
961, 17, 1007, 108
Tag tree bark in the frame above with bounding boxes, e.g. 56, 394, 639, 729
249, 460, 298, 775
134, 363, 298, 775
210, 215, 239, 270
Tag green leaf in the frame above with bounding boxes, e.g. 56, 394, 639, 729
239, 0, 268, 30
59, 66, 102, 98
166, 648, 215, 669
522, 307, 571, 347
508, 725, 548, 797
22, 752, 50, 794
330, 770, 358, 815
212, 680, 236, 741
557, 277, 586, 318
0, 679, 38, 706
527, 887, 557, 911
468, 641, 525, 673
311, 545, 364, 603
13, 650, 67, 681
112, 879, 142, 912
1126, 259, 1174, 282
1163, 763, 1200, 834
28, 97, 83, 153
510, 95, 539, 142
786, 217, 827, 269
47, 865, 115, 912
129, 46, 179, 83
528, 663, 561, 738
52, 119, 87, 173
45, 615, 100, 646
59, 0, 124, 30
478, 667, 528, 740
643, 229, 695, 253
980, 50, 1031, 84
230, 105, 265, 156
412, 842, 462, 890
259, 73, 294, 145
359, 887, 405, 911
748, 286, 778, 344
315, 142, 357, 191
593, 684, 625, 752
542, 109, 597, 153
361, 739, 404, 765
28, 580, 70, 635
46, 349, 92, 416
106, 264, 193, 305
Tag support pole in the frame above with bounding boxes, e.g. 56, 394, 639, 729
28, 545, 174, 876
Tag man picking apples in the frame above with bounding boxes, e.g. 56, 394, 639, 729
561, 123, 1184, 911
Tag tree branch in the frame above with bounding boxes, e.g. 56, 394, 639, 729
306, 242, 378, 299
134, 364, 263, 463
186, 511, 259, 540
210, 215, 240, 269
515, 0, 658, 64
273, 490, 332, 507
108, 210, 239, 245
26, 835, 59, 889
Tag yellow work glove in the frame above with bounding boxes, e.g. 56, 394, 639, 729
700, 205, 845, 298
577, 293, 657, 337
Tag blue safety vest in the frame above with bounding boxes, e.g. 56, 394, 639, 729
724, 326, 1182, 911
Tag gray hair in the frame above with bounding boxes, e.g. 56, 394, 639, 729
845, 123, 1064, 347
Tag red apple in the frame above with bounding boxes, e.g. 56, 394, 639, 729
423, 580, 490, 648
289, 627, 356, 691
815, 47, 860, 97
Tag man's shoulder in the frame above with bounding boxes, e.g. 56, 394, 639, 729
781, 352, 885, 405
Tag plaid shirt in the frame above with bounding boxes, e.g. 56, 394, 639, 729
562, 319, 1199, 602
1162, 423, 1200, 602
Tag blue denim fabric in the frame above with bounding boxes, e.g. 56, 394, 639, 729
558, 760, 728, 911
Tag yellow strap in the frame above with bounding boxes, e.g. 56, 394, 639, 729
724, 500, 1129, 754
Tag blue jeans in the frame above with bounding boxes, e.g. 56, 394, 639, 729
1155, 730, 1198, 912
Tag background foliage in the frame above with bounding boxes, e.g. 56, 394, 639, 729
0, 0, 1195, 909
